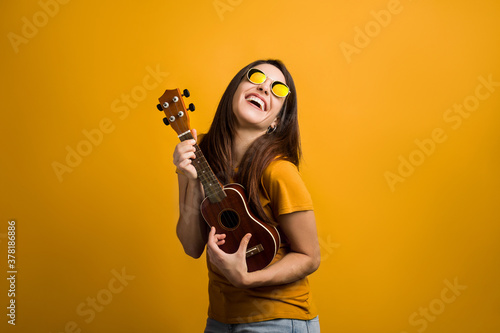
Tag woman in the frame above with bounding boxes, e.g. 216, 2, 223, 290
173, 59, 321, 332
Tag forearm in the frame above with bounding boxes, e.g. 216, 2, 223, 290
243, 250, 320, 288
176, 175, 208, 258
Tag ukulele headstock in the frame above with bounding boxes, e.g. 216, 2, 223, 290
157, 88, 195, 136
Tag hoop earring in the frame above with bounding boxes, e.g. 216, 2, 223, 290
266, 125, 277, 134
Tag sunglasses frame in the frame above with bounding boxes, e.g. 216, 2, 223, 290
246, 67, 291, 98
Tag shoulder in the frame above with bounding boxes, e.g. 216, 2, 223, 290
262, 159, 302, 188
263, 159, 299, 179
261, 159, 313, 216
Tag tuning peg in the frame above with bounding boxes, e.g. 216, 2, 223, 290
156, 104, 163, 111
188, 103, 195, 112
183, 89, 190, 98
162, 117, 170, 126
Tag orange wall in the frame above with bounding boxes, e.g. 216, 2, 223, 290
1, 0, 499, 332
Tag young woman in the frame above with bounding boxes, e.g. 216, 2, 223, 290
173, 59, 321, 332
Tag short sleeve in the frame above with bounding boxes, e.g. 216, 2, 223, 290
260, 160, 314, 220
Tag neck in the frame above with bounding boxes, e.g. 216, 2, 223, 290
232, 128, 266, 167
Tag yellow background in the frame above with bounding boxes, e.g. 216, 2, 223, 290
1, 0, 499, 332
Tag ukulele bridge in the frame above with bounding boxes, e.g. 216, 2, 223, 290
246, 244, 264, 258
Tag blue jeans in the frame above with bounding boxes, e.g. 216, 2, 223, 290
204, 316, 320, 333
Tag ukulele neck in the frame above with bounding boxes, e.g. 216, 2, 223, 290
178, 131, 226, 203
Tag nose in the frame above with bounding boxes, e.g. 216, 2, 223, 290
257, 79, 271, 96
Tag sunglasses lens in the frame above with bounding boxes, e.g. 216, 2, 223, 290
272, 82, 289, 97
248, 68, 266, 84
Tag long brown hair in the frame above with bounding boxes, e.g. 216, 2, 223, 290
199, 59, 300, 225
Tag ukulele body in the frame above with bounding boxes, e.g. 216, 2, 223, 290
200, 183, 280, 272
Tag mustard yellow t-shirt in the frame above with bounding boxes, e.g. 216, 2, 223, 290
206, 159, 317, 324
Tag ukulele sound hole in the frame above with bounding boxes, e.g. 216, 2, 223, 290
219, 209, 240, 230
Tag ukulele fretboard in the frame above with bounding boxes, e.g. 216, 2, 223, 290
179, 131, 226, 203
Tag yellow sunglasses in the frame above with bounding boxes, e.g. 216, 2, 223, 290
246, 68, 291, 98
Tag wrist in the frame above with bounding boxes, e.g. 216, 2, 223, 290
186, 177, 202, 190
238, 270, 264, 289
233, 273, 251, 289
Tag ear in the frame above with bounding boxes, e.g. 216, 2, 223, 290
271, 117, 280, 128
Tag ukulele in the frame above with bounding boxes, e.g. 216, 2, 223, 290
157, 88, 280, 272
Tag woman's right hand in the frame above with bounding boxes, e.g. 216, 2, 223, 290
173, 129, 198, 180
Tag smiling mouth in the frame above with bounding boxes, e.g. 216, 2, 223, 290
245, 95, 266, 111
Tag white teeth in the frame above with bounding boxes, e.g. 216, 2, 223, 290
246, 95, 265, 111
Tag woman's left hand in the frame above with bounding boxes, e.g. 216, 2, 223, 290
206, 226, 252, 288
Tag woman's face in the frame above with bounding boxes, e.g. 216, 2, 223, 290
232, 63, 287, 132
